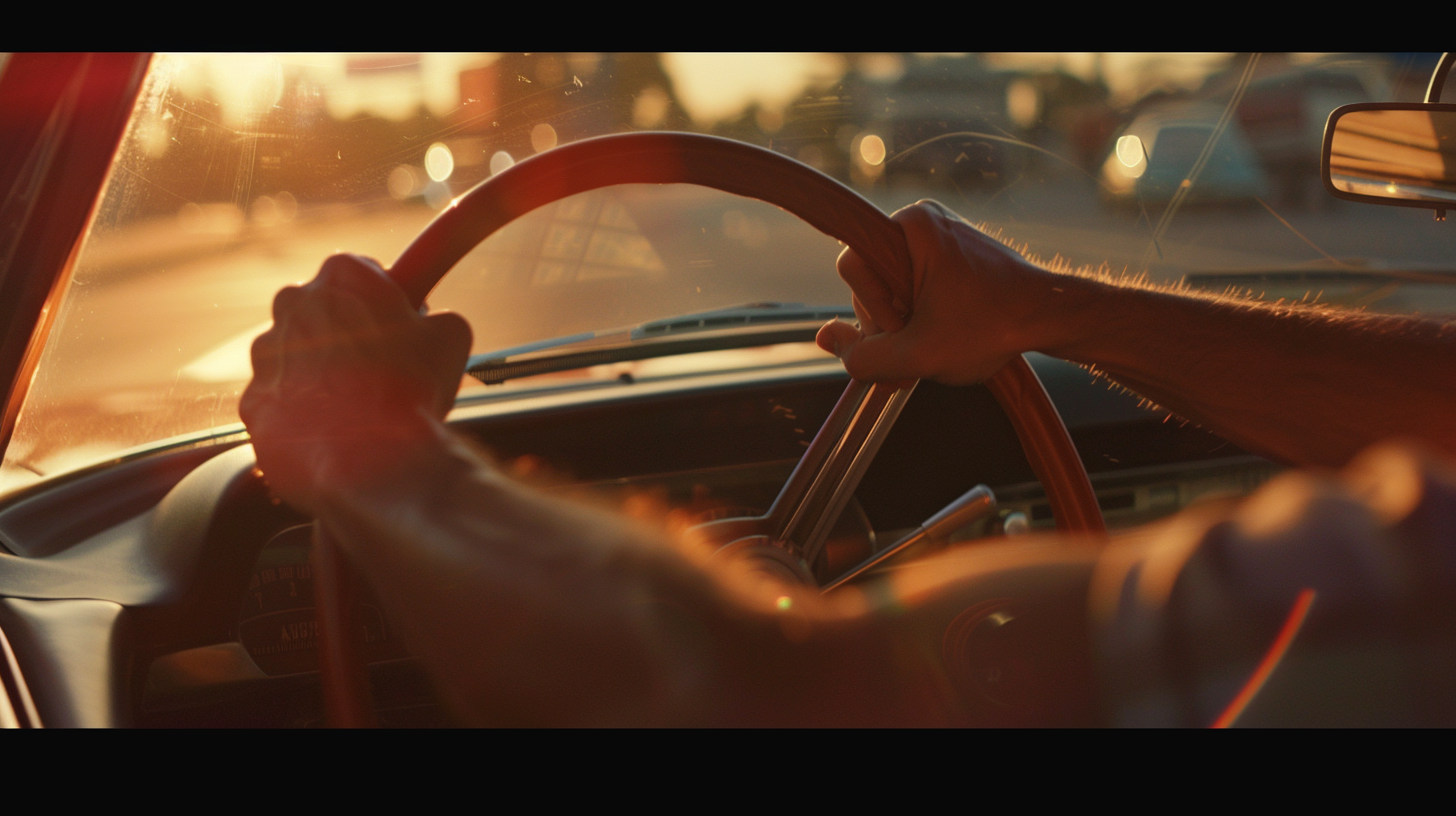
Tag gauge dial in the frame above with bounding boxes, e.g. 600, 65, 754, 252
238, 525, 408, 676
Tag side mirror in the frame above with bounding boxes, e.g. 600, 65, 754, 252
1322, 102, 1456, 217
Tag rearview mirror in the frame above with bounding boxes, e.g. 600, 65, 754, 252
1322, 102, 1456, 214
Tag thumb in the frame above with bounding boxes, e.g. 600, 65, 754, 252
817, 320, 919, 386
422, 311, 473, 418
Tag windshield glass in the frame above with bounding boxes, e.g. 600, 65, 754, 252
5, 52, 1456, 497
436, 184, 846, 353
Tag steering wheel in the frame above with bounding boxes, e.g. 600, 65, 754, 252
312, 132, 1107, 726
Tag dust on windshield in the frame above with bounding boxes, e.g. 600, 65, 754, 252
4, 52, 1456, 498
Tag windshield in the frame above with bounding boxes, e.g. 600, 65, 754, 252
5, 52, 1456, 497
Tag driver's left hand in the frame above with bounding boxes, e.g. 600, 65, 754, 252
240, 254, 472, 515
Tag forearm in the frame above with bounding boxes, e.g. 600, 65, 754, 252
309, 421, 720, 724
1024, 272, 1456, 467
307, 419, 1002, 725
831, 203, 1456, 469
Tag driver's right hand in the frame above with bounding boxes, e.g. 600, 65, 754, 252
816, 200, 1069, 386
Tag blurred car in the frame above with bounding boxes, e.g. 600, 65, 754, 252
875, 56, 1023, 191
1231, 64, 1373, 205
1100, 104, 1270, 207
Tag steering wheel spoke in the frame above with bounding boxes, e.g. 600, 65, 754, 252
779, 380, 914, 566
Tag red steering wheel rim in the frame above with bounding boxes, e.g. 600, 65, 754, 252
315, 132, 1106, 726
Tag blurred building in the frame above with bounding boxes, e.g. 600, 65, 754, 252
449, 53, 691, 187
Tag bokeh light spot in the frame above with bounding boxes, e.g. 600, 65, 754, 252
632, 86, 671, 129
1115, 135, 1148, 179
530, 123, 558, 153
424, 142, 454, 182
490, 150, 515, 176
388, 164, 422, 200
859, 133, 886, 166
1007, 78, 1041, 129
1116, 134, 1145, 168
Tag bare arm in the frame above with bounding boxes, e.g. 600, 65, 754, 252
240, 254, 1098, 725
240, 245, 1456, 726
309, 423, 1100, 725
817, 201, 1456, 468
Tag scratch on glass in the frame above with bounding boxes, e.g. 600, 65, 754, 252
1139, 53, 1262, 274
1253, 197, 1356, 269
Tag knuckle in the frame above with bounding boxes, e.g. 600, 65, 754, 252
429, 312, 473, 351
249, 331, 274, 359
238, 388, 261, 424
272, 286, 304, 317
840, 355, 868, 380
319, 253, 363, 278
897, 202, 937, 229
317, 254, 386, 292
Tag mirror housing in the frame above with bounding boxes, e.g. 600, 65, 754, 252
1322, 102, 1456, 216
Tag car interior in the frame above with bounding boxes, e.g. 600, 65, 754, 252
1, 52, 1453, 727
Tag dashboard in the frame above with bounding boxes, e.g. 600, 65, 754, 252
0, 354, 1276, 727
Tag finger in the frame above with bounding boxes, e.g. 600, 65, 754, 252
271, 285, 306, 323
282, 287, 354, 370
817, 319, 919, 387
423, 312, 474, 417
274, 272, 369, 354
315, 253, 385, 285
815, 319, 861, 357
835, 330, 922, 388
852, 292, 881, 337
914, 198, 961, 224
315, 254, 413, 323
836, 246, 905, 334
892, 200, 963, 303
424, 312, 473, 368
249, 327, 283, 387
297, 258, 418, 361
238, 378, 268, 436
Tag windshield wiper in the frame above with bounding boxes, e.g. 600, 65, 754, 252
466, 303, 853, 385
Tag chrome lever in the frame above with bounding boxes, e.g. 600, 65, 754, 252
821, 484, 997, 592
